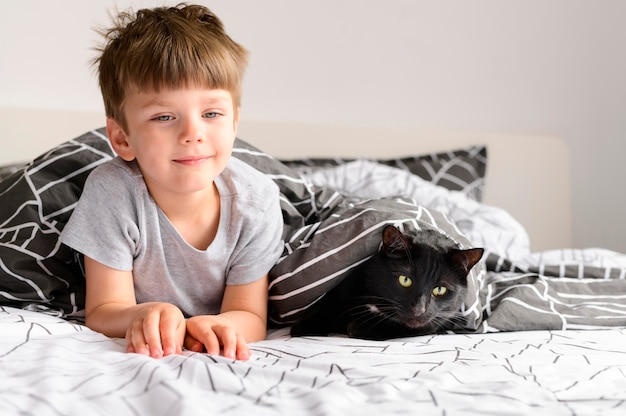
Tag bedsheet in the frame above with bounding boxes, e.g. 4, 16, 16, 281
1, 306, 625, 416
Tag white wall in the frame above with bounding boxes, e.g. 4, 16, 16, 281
1, 0, 625, 253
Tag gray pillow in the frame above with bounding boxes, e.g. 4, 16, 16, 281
281, 145, 487, 202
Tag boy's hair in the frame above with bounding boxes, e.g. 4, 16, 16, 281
94, 3, 249, 130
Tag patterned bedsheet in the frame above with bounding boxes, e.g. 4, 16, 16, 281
1, 306, 625, 415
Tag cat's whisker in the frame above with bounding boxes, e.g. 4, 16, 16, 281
430, 312, 466, 331
349, 306, 405, 336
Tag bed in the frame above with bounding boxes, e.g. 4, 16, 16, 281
1, 108, 626, 415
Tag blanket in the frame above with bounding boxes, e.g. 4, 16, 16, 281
1, 128, 626, 333
289, 160, 626, 332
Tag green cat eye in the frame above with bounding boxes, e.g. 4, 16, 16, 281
432, 286, 448, 297
398, 275, 413, 288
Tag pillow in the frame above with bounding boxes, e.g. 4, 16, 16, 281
281, 145, 487, 202
0, 162, 25, 181
0, 129, 114, 318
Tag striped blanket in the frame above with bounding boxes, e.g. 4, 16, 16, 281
232, 141, 626, 332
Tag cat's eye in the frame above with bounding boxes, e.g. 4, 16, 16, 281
432, 286, 448, 297
398, 275, 413, 288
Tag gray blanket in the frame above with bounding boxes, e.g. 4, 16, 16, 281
232, 141, 626, 332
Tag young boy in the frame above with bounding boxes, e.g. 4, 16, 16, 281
60, 4, 284, 361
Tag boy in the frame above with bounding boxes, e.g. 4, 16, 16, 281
60, 4, 284, 361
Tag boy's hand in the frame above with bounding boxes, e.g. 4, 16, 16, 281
125, 302, 186, 358
184, 315, 251, 360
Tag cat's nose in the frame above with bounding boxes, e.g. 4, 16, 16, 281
412, 302, 427, 316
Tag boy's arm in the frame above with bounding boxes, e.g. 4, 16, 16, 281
185, 275, 268, 360
84, 256, 186, 357
220, 274, 269, 341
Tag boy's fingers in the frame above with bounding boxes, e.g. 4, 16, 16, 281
201, 330, 221, 356
159, 310, 184, 356
213, 325, 238, 359
236, 334, 250, 361
184, 333, 205, 352
185, 319, 250, 360
142, 313, 164, 358
126, 320, 149, 355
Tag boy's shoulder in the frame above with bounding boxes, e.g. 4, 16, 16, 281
92, 156, 140, 175
219, 157, 279, 200
87, 156, 142, 186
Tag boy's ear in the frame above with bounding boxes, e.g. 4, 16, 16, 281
106, 118, 135, 161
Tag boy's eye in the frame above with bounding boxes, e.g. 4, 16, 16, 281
432, 286, 448, 297
153, 115, 173, 122
398, 275, 412, 288
203, 112, 220, 119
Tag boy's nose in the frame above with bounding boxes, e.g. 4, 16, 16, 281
183, 132, 205, 143
181, 120, 206, 143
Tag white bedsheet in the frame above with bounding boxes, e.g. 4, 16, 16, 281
1, 306, 625, 415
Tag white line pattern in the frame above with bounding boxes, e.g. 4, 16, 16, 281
1, 307, 625, 415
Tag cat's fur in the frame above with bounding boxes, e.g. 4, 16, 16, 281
290, 225, 484, 340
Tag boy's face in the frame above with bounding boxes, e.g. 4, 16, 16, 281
106, 87, 239, 199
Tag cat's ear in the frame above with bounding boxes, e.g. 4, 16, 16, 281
448, 248, 484, 275
382, 225, 410, 257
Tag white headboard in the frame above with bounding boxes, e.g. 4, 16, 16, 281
0, 107, 571, 252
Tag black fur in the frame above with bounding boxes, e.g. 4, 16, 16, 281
290, 225, 484, 340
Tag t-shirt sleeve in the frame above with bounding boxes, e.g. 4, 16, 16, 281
59, 161, 140, 271
226, 178, 284, 286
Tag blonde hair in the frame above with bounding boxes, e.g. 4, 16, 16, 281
94, 3, 249, 130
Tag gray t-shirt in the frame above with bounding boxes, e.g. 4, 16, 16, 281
60, 156, 284, 317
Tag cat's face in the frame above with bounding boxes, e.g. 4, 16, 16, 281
360, 226, 483, 332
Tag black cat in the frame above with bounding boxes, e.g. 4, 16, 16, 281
290, 225, 484, 340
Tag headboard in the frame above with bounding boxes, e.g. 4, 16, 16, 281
0, 107, 571, 252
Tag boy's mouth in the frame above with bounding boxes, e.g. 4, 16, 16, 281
173, 156, 211, 165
